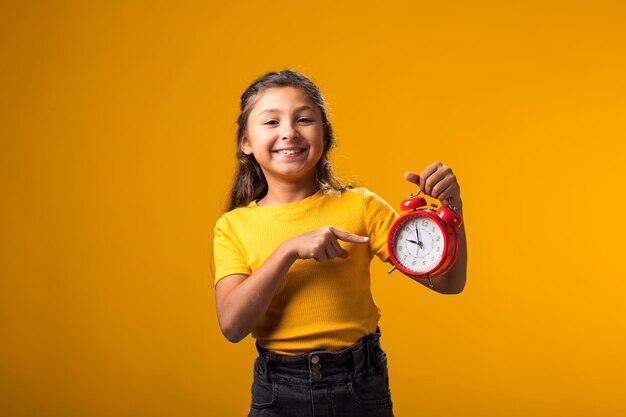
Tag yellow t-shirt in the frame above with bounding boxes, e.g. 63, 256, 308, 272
212, 187, 398, 354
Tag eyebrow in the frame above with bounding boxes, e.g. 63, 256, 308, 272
257, 105, 315, 117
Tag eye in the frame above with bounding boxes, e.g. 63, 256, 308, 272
263, 120, 278, 125
298, 118, 313, 123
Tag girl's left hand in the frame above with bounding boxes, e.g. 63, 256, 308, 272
404, 161, 461, 209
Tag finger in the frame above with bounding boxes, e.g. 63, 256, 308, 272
423, 164, 453, 196
437, 182, 460, 203
322, 239, 339, 260
331, 240, 349, 259
419, 161, 443, 190
432, 181, 455, 204
430, 172, 455, 199
314, 250, 328, 262
403, 172, 420, 185
329, 237, 344, 259
328, 227, 369, 244
423, 168, 447, 196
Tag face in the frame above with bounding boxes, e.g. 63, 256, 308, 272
241, 86, 324, 185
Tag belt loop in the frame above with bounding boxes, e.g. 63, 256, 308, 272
254, 342, 271, 380
361, 328, 383, 375
253, 355, 267, 379
349, 346, 358, 379
351, 333, 369, 378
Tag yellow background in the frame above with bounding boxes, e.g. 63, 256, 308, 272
1, 1, 625, 416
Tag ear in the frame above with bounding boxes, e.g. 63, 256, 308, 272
240, 136, 253, 155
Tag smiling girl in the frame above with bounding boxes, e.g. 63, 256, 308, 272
213, 70, 467, 416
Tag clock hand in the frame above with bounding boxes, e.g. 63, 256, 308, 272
415, 225, 421, 256
407, 239, 418, 244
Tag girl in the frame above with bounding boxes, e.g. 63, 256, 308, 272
213, 70, 467, 417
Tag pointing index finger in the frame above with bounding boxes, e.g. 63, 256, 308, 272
328, 226, 370, 243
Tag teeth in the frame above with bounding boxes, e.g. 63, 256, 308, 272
277, 149, 303, 155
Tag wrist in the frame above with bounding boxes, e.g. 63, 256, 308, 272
279, 239, 299, 264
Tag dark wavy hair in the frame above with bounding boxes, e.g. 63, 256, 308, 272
226, 70, 350, 211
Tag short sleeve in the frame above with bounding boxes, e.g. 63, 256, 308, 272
363, 189, 399, 262
213, 215, 251, 285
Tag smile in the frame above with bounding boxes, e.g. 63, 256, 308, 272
273, 148, 307, 155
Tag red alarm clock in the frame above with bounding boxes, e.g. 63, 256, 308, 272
387, 190, 462, 287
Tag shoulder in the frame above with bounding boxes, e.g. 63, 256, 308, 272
324, 187, 391, 205
346, 187, 390, 206
213, 206, 254, 232
322, 187, 395, 215
325, 186, 377, 200
319, 186, 371, 207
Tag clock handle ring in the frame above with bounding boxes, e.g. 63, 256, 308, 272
447, 198, 458, 212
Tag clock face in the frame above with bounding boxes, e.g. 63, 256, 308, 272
390, 214, 446, 274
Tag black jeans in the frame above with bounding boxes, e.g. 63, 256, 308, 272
249, 329, 394, 417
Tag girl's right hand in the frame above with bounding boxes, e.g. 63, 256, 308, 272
286, 226, 369, 262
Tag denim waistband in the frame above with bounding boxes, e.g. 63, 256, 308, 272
253, 328, 387, 385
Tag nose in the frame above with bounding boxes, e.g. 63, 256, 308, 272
280, 121, 299, 140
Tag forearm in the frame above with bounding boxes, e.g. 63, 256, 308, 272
429, 219, 466, 294
216, 242, 296, 342
409, 202, 467, 294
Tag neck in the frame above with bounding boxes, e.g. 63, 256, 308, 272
258, 176, 319, 206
